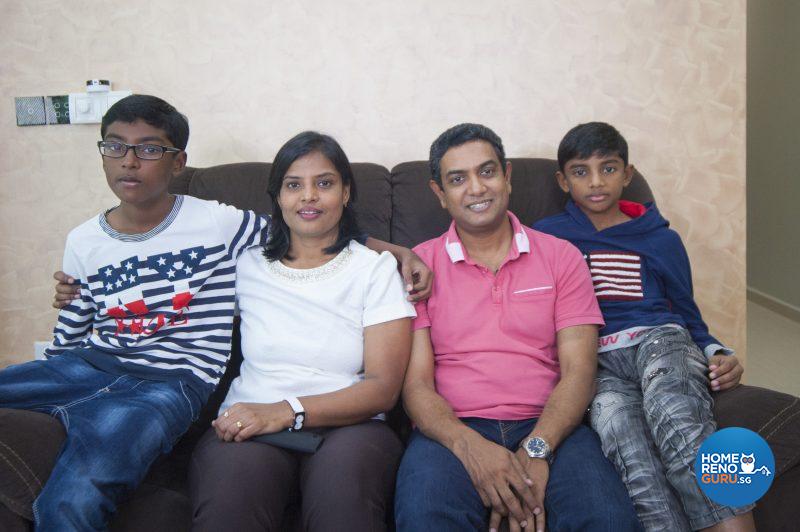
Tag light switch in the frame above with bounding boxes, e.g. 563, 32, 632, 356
69, 93, 101, 124
15, 96, 47, 126
69, 90, 132, 124
45, 95, 70, 124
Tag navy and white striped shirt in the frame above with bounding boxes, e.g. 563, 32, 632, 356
44, 195, 270, 399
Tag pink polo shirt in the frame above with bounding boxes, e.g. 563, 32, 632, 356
413, 212, 604, 420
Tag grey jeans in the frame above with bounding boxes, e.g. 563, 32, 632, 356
590, 325, 752, 531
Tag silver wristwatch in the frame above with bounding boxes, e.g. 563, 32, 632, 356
520, 436, 553, 464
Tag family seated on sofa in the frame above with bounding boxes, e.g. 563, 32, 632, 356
1, 94, 753, 531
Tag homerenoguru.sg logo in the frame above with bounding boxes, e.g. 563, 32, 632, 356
695, 427, 775, 506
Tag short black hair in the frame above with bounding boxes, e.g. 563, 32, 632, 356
101, 94, 190, 150
557, 122, 628, 171
263, 131, 363, 262
429, 123, 506, 186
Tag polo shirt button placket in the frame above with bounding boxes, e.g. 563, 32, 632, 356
491, 284, 502, 304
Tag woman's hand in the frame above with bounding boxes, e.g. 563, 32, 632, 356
212, 401, 295, 442
53, 271, 80, 309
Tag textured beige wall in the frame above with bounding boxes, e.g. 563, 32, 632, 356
0, 0, 746, 366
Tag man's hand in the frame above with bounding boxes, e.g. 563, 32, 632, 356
212, 402, 294, 442
708, 354, 743, 392
53, 271, 80, 309
398, 249, 432, 302
512, 449, 548, 532
452, 432, 537, 528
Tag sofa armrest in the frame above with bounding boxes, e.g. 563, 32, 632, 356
713, 384, 800, 475
0, 409, 66, 521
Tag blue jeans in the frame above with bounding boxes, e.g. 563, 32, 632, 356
591, 325, 753, 531
395, 419, 642, 531
0, 351, 200, 531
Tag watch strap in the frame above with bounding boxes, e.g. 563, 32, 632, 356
285, 396, 305, 415
285, 397, 305, 432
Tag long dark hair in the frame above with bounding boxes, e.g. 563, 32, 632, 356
263, 131, 362, 262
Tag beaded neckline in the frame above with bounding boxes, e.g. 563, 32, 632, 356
265, 247, 353, 283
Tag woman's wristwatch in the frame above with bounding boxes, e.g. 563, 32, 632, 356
285, 397, 305, 432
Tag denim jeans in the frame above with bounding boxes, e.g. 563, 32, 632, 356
0, 350, 200, 531
395, 419, 642, 531
591, 325, 753, 531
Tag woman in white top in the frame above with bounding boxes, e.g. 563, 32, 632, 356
189, 132, 415, 531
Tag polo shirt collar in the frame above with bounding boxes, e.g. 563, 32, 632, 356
444, 211, 530, 263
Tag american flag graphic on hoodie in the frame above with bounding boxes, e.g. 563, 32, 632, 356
585, 250, 644, 301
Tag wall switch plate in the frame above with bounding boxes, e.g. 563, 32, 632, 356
34, 341, 49, 360
69, 90, 132, 124
45, 95, 70, 124
15, 96, 47, 126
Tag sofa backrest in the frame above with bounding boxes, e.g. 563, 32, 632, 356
390, 159, 654, 248
170, 162, 393, 242
171, 159, 654, 247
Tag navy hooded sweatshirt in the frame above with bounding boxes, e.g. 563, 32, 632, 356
533, 200, 729, 357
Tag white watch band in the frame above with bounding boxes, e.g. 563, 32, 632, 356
286, 396, 304, 415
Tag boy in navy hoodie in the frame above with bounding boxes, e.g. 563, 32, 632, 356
534, 122, 754, 531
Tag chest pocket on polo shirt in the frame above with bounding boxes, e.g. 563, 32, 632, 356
510, 285, 554, 300
505, 285, 557, 344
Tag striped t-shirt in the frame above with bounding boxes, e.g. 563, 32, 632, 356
44, 195, 270, 399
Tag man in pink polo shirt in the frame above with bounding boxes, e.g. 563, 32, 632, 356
394, 124, 641, 532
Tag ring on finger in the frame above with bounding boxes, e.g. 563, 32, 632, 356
223, 410, 230, 418
236, 421, 243, 429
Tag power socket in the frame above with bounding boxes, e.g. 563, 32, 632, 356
34, 341, 50, 360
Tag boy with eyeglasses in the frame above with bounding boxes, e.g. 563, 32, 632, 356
0, 94, 272, 530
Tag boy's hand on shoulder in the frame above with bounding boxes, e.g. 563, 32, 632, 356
708, 354, 743, 392
400, 249, 433, 302
53, 271, 80, 309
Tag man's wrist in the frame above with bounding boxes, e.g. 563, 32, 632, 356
446, 425, 484, 457
520, 436, 554, 464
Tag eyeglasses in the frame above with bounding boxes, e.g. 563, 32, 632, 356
97, 141, 182, 160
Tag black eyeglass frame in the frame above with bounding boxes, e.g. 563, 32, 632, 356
97, 140, 182, 160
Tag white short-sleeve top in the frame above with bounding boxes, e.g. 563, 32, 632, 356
220, 240, 416, 414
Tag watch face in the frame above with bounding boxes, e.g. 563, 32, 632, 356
526, 438, 547, 457
293, 413, 305, 431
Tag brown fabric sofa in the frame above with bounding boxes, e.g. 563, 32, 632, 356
2, 160, 799, 531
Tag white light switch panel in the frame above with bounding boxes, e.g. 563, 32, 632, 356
69, 90, 132, 124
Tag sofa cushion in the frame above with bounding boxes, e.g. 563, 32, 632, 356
180, 163, 273, 214
170, 162, 393, 243
0, 409, 65, 520
389, 159, 654, 248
